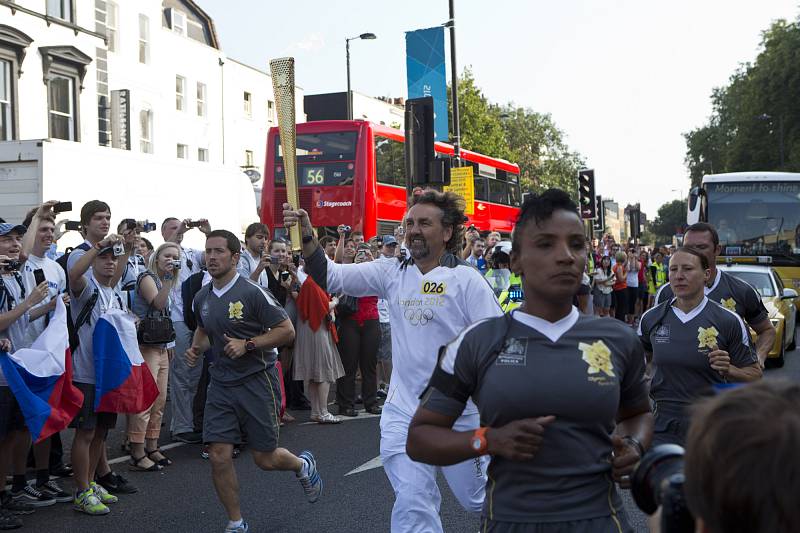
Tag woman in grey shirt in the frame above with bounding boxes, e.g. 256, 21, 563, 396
127, 242, 180, 471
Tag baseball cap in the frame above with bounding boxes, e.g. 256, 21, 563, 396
0, 223, 26, 236
97, 245, 116, 256
381, 235, 398, 246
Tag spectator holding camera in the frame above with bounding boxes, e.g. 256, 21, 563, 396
335, 244, 382, 417
237, 223, 270, 288
465, 237, 487, 274
68, 233, 129, 515
127, 242, 181, 472
638, 246, 761, 447
460, 224, 481, 260
161, 217, 208, 444
116, 219, 147, 310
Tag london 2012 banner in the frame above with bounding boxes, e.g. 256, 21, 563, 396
406, 26, 448, 141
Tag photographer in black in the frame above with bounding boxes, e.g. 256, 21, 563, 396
635, 379, 800, 533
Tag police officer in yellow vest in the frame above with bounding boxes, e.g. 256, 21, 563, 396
647, 251, 667, 307
485, 242, 523, 313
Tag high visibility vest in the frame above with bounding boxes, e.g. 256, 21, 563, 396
647, 263, 667, 293
498, 273, 523, 313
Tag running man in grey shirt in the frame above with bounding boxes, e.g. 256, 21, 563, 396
407, 189, 653, 533
184, 230, 321, 533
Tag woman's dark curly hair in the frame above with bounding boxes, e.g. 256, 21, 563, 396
511, 189, 579, 253
409, 189, 469, 255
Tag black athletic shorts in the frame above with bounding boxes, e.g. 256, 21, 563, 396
0, 386, 26, 440
69, 382, 118, 431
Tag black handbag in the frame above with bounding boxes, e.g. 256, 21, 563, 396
136, 272, 176, 345
336, 294, 359, 317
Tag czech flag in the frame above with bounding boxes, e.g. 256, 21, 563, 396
92, 309, 158, 413
0, 298, 83, 443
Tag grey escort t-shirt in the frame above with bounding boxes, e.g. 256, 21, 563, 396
656, 269, 768, 325
639, 296, 757, 406
194, 274, 288, 385
421, 309, 648, 524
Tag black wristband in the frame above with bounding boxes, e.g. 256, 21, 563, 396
622, 435, 645, 457
302, 235, 313, 244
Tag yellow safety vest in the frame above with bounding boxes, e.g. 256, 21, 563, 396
498, 273, 523, 313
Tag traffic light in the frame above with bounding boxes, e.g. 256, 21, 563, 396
578, 169, 596, 219
629, 205, 641, 239
593, 195, 604, 232
404, 97, 450, 187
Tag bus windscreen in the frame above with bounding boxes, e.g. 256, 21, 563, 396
275, 131, 358, 186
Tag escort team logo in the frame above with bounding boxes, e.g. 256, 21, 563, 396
495, 338, 527, 366
229, 301, 244, 320
654, 324, 670, 344
579, 340, 615, 378
697, 326, 719, 351
720, 297, 737, 312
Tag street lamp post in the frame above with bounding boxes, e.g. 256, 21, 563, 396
345, 33, 376, 120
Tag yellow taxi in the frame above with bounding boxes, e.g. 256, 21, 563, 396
723, 264, 797, 367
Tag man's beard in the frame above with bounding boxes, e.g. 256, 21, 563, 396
409, 238, 430, 260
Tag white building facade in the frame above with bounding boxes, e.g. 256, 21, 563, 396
0, 0, 303, 238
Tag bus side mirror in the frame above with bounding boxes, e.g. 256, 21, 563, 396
687, 187, 702, 225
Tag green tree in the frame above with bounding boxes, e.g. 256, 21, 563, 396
685, 18, 800, 186
448, 68, 584, 199
650, 199, 688, 243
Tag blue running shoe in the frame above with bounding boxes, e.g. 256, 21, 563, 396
296, 451, 322, 503
223, 520, 248, 533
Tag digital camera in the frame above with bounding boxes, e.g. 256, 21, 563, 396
2, 260, 21, 272
186, 220, 204, 228
631, 444, 694, 533
112, 243, 125, 257
137, 220, 156, 232
342, 225, 352, 233
170, 260, 181, 270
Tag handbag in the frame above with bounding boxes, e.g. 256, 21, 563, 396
136, 272, 176, 345
336, 294, 359, 317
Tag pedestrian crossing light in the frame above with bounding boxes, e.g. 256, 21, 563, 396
578, 169, 596, 219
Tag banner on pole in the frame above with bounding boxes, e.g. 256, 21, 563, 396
444, 166, 474, 215
405, 26, 448, 142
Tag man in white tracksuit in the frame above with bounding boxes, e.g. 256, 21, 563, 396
285, 190, 502, 532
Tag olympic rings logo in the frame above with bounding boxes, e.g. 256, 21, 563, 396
404, 308, 434, 326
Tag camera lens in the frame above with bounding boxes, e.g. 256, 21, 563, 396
631, 444, 685, 514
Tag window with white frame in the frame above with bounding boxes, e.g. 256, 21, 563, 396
198, 147, 208, 162
139, 109, 153, 153
175, 75, 185, 111
0, 58, 13, 141
105, 2, 118, 53
47, 0, 74, 23
177, 143, 188, 159
138, 14, 149, 64
172, 10, 186, 36
196, 82, 206, 117
244, 150, 254, 167
47, 73, 76, 141
243, 91, 252, 117
267, 100, 275, 122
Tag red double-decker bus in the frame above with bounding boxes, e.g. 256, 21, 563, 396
261, 120, 521, 240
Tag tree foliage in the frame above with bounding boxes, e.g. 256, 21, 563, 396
448, 68, 584, 198
685, 18, 800, 186
650, 199, 687, 243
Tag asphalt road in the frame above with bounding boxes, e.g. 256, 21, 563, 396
18, 328, 800, 533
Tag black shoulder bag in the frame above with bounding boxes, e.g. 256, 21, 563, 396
136, 272, 176, 345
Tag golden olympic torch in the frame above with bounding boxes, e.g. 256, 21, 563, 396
269, 57, 302, 251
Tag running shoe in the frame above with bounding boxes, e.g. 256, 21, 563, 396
223, 520, 249, 533
36, 480, 72, 503
96, 471, 138, 494
0, 509, 21, 530
296, 451, 322, 503
11, 485, 56, 508
201, 444, 210, 460
89, 482, 118, 505
73, 488, 109, 516
0, 493, 33, 516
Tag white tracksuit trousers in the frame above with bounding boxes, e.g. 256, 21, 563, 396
380, 402, 489, 533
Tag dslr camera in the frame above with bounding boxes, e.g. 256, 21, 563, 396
631, 444, 694, 533
137, 220, 156, 233
2, 259, 21, 272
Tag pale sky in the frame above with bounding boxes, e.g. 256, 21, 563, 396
199, 0, 798, 217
